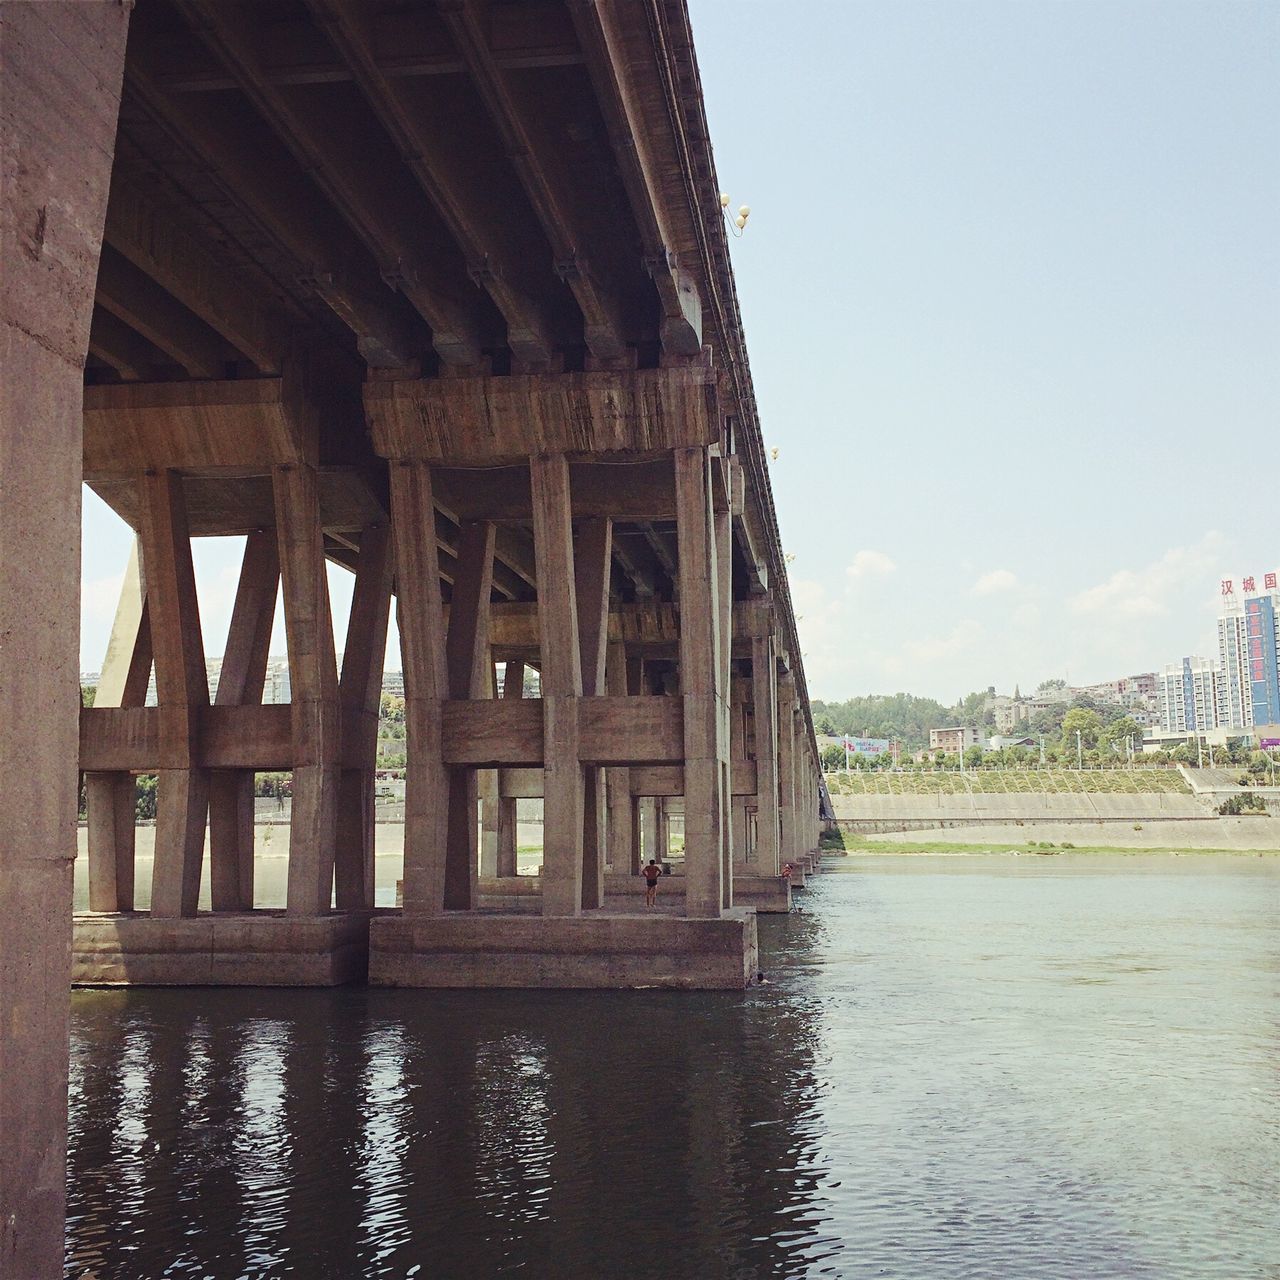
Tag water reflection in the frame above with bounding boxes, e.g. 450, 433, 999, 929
67, 857, 1280, 1279
67, 915, 828, 1278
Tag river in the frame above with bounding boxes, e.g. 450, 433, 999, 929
66, 854, 1279, 1278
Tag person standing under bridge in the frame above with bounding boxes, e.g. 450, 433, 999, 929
642, 859, 662, 907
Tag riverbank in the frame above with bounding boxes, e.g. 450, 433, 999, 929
832, 814, 1280, 856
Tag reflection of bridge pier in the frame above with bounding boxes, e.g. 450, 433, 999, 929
67, 943, 831, 1276
5, 2, 829, 1267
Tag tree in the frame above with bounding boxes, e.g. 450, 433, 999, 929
814, 714, 837, 738
134, 774, 158, 821
81, 684, 96, 708
1101, 716, 1144, 752
820, 744, 844, 771
1061, 708, 1103, 752
809, 693, 954, 752
963, 745, 984, 768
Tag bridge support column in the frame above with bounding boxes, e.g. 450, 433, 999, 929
675, 446, 727, 919
479, 771, 500, 878
778, 671, 798, 865
443, 520, 495, 911
604, 643, 635, 875
86, 539, 152, 911
1, 2, 130, 1270
142, 470, 212, 919
275, 463, 341, 917
575, 517, 611, 910
208, 530, 278, 911
495, 660, 525, 877
391, 460, 451, 915
752, 632, 781, 876
335, 522, 393, 910
532, 454, 585, 917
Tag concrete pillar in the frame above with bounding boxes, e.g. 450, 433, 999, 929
714, 503, 733, 910
778, 673, 797, 861
443, 520, 494, 910
653, 797, 669, 863
390, 460, 450, 915
603, 643, 633, 874
208, 529, 279, 911
479, 771, 500, 878
750, 632, 780, 875
675, 446, 727, 918
575, 518, 610, 910
275, 462, 340, 916
1, 4, 130, 1271
531, 454, 584, 917
335, 523, 393, 911
86, 539, 151, 911
496, 660, 525, 877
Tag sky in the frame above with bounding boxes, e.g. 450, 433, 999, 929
80, 0, 1278, 703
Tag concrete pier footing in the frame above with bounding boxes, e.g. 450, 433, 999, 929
72, 913, 368, 986
405, 873, 794, 914
369, 909, 759, 990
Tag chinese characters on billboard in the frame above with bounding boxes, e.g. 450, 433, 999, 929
1227, 571, 1278, 596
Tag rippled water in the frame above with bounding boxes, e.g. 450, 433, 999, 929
67, 855, 1280, 1279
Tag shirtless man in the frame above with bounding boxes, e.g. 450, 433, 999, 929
642, 859, 662, 907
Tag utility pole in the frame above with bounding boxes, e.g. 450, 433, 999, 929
1076, 730, 1083, 770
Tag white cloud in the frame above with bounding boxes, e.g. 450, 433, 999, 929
973, 568, 1018, 595
846, 549, 897, 579
905, 619, 983, 663
1069, 533, 1226, 619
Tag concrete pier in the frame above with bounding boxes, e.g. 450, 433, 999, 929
1, 4, 130, 1274
73, 913, 368, 987
370, 910, 759, 991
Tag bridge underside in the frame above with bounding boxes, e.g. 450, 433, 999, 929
4, 2, 828, 1263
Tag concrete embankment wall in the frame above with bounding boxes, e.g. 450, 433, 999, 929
842, 815, 1280, 851
833, 792, 1209, 826
827, 791, 1280, 850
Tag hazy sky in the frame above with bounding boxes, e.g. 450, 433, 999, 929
80, 0, 1278, 702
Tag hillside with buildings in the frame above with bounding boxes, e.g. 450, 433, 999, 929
810, 570, 1280, 764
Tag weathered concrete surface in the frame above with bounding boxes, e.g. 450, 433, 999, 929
726, 874, 792, 912
833, 792, 1206, 822
1, 4, 129, 1275
370, 910, 758, 990
72, 913, 368, 986
403, 871, 793, 913
856, 815, 1280, 852
1180, 766, 1280, 799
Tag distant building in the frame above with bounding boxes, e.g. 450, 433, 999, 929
381, 670, 405, 700
1141, 724, 1240, 754
1218, 579, 1280, 729
929, 726, 982, 753
1156, 657, 1223, 733
992, 695, 1074, 732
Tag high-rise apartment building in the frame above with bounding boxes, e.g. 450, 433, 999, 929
1218, 577, 1280, 729
1156, 657, 1222, 734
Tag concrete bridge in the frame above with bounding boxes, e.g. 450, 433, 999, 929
2, 1, 827, 1270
